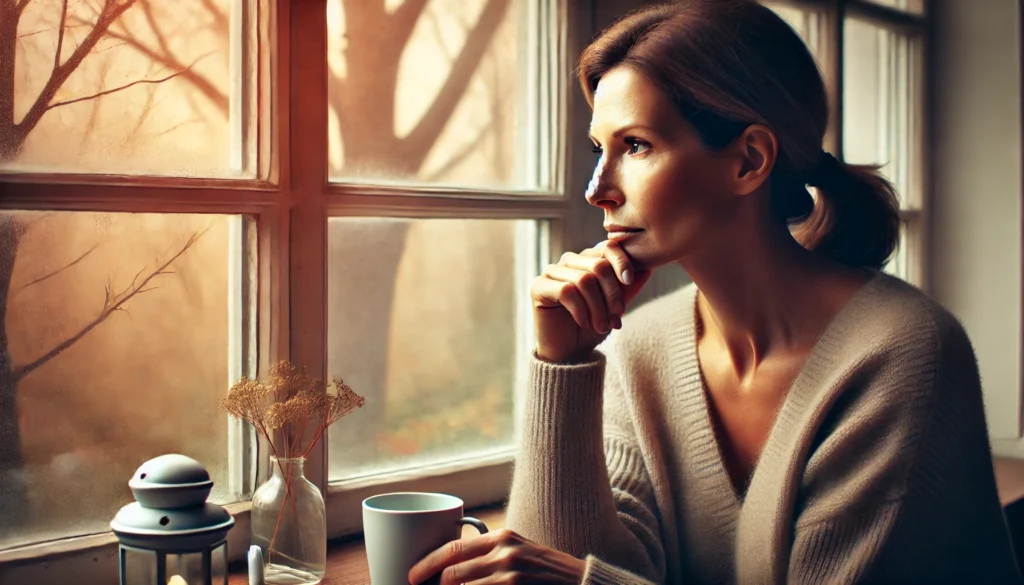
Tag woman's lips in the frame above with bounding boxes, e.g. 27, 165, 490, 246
607, 229, 643, 241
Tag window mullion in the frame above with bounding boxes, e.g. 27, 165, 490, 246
286, 0, 329, 494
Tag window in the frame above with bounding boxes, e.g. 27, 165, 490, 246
0, 0, 568, 574
0, 0, 265, 559
0, 211, 251, 550
3, 0, 259, 177
764, 0, 928, 287
320, 0, 563, 523
843, 13, 925, 284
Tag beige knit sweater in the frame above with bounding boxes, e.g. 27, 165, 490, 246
505, 272, 1021, 584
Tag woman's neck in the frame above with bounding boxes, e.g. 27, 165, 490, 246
680, 221, 869, 379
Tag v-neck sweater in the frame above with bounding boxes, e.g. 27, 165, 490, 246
505, 272, 1021, 584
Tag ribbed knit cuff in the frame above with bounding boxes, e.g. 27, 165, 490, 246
505, 351, 610, 550
527, 350, 606, 443
582, 555, 656, 585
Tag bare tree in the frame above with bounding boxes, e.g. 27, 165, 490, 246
326, 0, 513, 464
89, 0, 230, 116
2, 0, 137, 161
330, 0, 510, 177
0, 0, 230, 162
0, 217, 206, 532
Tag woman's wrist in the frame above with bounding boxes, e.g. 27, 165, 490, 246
535, 346, 598, 365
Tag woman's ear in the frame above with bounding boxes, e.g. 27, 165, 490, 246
732, 124, 777, 196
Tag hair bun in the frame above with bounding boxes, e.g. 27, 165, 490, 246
805, 151, 842, 187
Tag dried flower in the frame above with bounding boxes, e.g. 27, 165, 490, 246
222, 360, 365, 460
223, 361, 364, 565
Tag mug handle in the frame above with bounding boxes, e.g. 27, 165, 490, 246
459, 516, 489, 535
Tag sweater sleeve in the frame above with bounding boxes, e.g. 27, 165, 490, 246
504, 348, 665, 583
785, 312, 1021, 584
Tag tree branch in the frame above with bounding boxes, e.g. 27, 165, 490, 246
16, 0, 138, 139
139, 0, 171, 60
11, 228, 207, 383
97, 24, 229, 116
18, 242, 100, 294
53, 0, 68, 72
393, 0, 429, 44
22, 211, 55, 231
402, 0, 510, 168
45, 67, 189, 111
196, 0, 228, 33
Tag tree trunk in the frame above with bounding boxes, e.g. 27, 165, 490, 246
0, 215, 28, 534
0, 360, 26, 534
0, 3, 24, 162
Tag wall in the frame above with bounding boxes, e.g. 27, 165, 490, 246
931, 0, 1023, 444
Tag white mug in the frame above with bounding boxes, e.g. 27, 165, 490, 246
362, 492, 489, 585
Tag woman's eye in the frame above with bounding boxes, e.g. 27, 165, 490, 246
626, 138, 650, 155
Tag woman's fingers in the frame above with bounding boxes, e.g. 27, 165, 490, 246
583, 240, 634, 286
622, 269, 653, 308
408, 535, 496, 585
556, 254, 625, 317
434, 549, 507, 585
530, 276, 591, 331
543, 263, 611, 333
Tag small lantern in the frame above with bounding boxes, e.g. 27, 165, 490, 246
111, 454, 235, 585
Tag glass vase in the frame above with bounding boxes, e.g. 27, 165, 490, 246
251, 457, 326, 585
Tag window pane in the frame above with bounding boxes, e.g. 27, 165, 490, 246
326, 0, 553, 190
2, 0, 257, 177
843, 18, 921, 209
862, 0, 925, 14
0, 212, 248, 549
327, 218, 535, 479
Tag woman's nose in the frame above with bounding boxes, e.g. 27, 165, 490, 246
584, 155, 624, 208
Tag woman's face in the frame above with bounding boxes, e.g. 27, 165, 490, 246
587, 66, 742, 271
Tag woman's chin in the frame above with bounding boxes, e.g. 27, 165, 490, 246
617, 244, 670, 274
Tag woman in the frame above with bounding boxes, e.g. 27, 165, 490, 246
409, 1, 1021, 583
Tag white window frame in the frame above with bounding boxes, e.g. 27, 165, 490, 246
0, 0, 586, 581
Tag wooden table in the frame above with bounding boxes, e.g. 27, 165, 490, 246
228, 507, 506, 585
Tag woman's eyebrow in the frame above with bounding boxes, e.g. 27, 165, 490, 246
589, 124, 660, 143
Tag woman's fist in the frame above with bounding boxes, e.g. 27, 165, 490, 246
530, 239, 650, 363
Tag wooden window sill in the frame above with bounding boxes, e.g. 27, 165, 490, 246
228, 506, 507, 585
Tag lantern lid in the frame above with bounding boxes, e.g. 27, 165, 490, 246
111, 502, 233, 536
111, 454, 234, 550
128, 454, 214, 509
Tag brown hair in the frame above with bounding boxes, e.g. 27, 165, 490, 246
578, 0, 901, 271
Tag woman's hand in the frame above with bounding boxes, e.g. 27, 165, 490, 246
531, 239, 651, 363
407, 528, 586, 585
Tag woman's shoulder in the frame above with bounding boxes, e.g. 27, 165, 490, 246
839, 272, 975, 361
